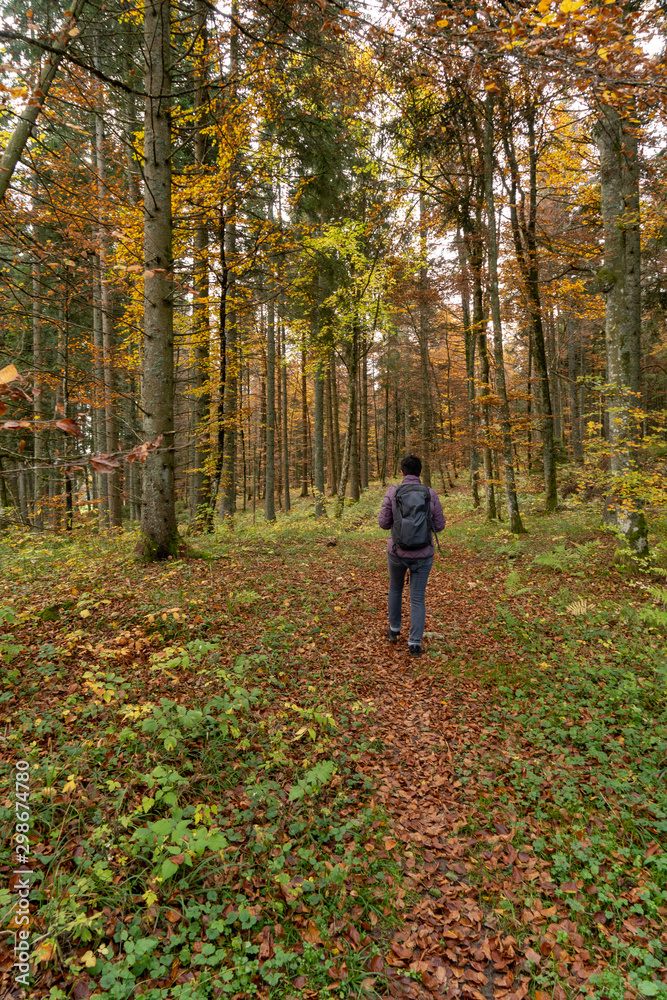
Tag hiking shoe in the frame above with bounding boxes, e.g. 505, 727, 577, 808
386, 626, 400, 643
409, 644, 422, 657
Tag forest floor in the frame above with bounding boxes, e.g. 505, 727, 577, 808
1, 479, 666, 1000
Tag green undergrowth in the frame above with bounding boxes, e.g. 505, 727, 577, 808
0, 508, 402, 1000
425, 509, 667, 997
4, 480, 667, 997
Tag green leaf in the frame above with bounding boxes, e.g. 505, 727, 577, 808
636, 982, 666, 997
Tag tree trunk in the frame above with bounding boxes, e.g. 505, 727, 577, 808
281, 317, 291, 512
484, 93, 526, 533
360, 338, 369, 490
350, 340, 360, 502
221, 0, 239, 522
325, 364, 336, 494
547, 308, 563, 442
32, 233, 46, 530
595, 104, 648, 560
567, 315, 584, 462
624, 108, 642, 399
265, 294, 276, 521
502, 100, 558, 511
382, 374, 389, 485
191, 0, 211, 526
335, 322, 358, 516
419, 187, 431, 486
96, 109, 122, 528
331, 353, 341, 484
300, 335, 308, 497
140, 0, 178, 560
478, 328, 497, 521
92, 254, 109, 525
275, 313, 283, 508
458, 235, 480, 507
314, 354, 326, 517
468, 227, 496, 520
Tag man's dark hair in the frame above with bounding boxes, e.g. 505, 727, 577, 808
401, 454, 422, 477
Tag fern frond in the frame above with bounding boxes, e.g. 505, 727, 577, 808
566, 599, 594, 617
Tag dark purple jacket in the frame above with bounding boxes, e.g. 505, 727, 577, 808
378, 475, 446, 559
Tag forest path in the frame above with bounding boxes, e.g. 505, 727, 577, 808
334, 542, 527, 1000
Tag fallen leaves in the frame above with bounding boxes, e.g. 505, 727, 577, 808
302, 920, 322, 945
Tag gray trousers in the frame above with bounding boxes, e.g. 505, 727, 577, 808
387, 553, 434, 646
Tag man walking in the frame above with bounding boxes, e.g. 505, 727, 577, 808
378, 455, 445, 657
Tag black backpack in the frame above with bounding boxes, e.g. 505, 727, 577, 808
391, 483, 433, 551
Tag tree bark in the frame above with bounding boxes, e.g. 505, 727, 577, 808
567, 315, 584, 462
457, 235, 480, 507
221, 0, 239, 522
331, 353, 341, 484
191, 0, 211, 526
501, 97, 558, 511
418, 187, 431, 486
335, 321, 358, 516
595, 104, 648, 560
350, 338, 360, 502
281, 316, 291, 512
32, 196, 46, 530
467, 225, 496, 520
360, 337, 369, 490
484, 93, 525, 533
92, 253, 109, 525
300, 334, 308, 497
314, 354, 326, 517
140, 0, 178, 560
325, 364, 336, 494
95, 108, 122, 528
265, 293, 276, 521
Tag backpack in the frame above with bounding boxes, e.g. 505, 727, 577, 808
391, 483, 433, 551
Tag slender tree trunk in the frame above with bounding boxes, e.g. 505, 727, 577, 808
418, 187, 431, 486
96, 109, 122, 528
526, 336, 533, 471
458, 235, 480, 507
335, 322, 358, 516
314, 354, 326, 517
281, 317, 291, 512
624, 108, 642, 399
567, 315, 584, 462
325, 365, 336, 494
360, 338, 369, 490
265, 295, 276, 520
484, 93, 525, 533
478, 328, 497, 521
300, 334, 308, 497
32, 235, 45, 530
468, 228, 496, 520
547, 308, 563, 442
350, 335, 360, 502
276, 314, 283, 508
140, 0, 178, 559
382, 375, 389, 485
221, 0, 239, 522
331, 353, 341, 483
92, 254, 109, 525
502, 100, 558, 511
191, 0, 211, 526
595, 104, 647, 560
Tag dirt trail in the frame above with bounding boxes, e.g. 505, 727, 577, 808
343, 552, 526, 1000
